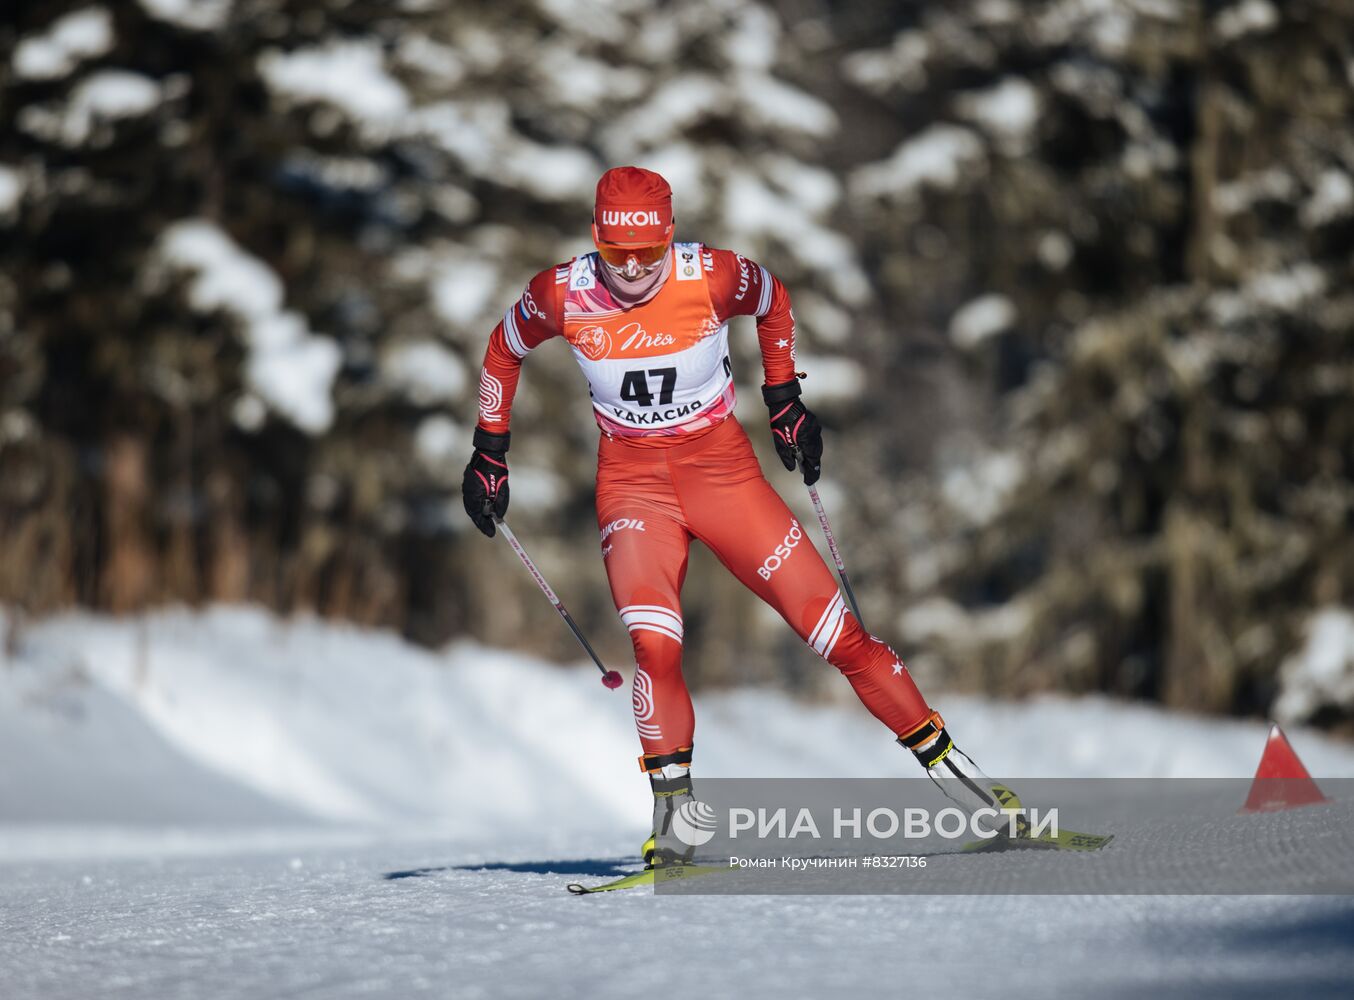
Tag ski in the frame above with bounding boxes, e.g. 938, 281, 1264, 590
961, 828, 1114, 853
566, 863, 726, 895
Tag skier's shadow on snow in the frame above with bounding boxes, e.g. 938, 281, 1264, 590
383, 858, 633, 880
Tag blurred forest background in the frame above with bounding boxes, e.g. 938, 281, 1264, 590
2, 0, 1352, 732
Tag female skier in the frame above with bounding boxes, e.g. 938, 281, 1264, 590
463, 166, 1016, 864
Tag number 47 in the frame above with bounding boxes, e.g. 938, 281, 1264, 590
620, 367, 677, 407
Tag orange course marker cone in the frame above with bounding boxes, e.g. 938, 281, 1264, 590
1240, 724, 1329, 813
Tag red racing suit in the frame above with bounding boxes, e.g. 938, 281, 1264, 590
476, 245, 932, 767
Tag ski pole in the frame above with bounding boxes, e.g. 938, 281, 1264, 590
490, 512, 623, 690
794, 450, 865, 627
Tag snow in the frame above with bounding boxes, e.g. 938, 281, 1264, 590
0, 409, 38, 444
508, 466, 566, 511
285, 151, 387, 193
406, 101, 598, 203
1130, 0, 1185, 19
842, 31, 930, 95
2, 606, 1353, 998
160, 221, 281, 318
898, 596, 971, 643
258, 40, 410, 125
639, 143, 708, 213
244, 315, 344, 436
533, 45, 646, 110
1302, 169, 1354, 227
20, 71, 163, 146
1121, 138, 1179, 180
1245, 263, 1326, 312
406, 100, 509, 173
505, 141, 598, 201
413, 414, 464, 466
156, 220, 341, 434
851, 124, 986, 200
1034, 0, 1141, 55
1212, 259, 1323, 327
940, 447, 1025, 525
722, 4, 780, 70
794, 293, 851, 345
429, 184, 479, 224
231, 393, 267, 432
949, 293, 1017, 349
1, 857, 1350, 999
72, 69, 161, 118
722, 168, 870, 305
4, 604, 1353, 839
1214, 0, 1279, 41
599, 62, 842, 149
1027, 2, 1173, 51
1088, 6, 1134, 57
602, 74, 726, 152
734, 71, 838, 138
957, 77, 1041, 153
394, 34, 467, 88
1037, 229, 1074, 270
139, 0, 233, 31
1051, 59, 1123, 118
382, 340, 468, 405
12, 7, 113, 81
974, 0, 1021, 24
1275, 607, 1354, 725
0, 607, 646, 832
796, 353, 864, 402
430, 255, 501, 327
760, 154, 841, 215
1165, 331, 1222, 387
0, 165, 24, 219
1213, 168, 1297, 216
534, 0, 650, 45
900, 596, 1033, 648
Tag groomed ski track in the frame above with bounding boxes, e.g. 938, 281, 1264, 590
3, 827, 1353, 1000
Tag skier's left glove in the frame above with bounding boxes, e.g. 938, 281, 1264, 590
763, 378, 822, 486
462, 428, 511, 537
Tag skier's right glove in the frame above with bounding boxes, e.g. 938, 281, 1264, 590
763, 378, 822, 485
461, 428, 511, 537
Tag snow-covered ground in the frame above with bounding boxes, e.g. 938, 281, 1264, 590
1, 606, 1352, 999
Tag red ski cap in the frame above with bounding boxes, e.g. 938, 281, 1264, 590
593, 166, 673, 246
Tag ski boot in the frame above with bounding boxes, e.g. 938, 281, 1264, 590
898, 711, 1029, 839
640, 747, 700, 869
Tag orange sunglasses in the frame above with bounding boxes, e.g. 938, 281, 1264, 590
594, 239, 671, 269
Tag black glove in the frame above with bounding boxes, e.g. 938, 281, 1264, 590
462, 428, 511, 537
763, 379, 822, 485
